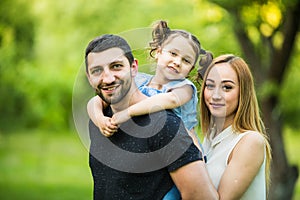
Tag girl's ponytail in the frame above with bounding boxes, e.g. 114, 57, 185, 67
198, 50, 213, 80
149, 20, 171, 57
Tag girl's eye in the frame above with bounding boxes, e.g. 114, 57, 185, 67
169, 51, 177, 56
183, 58, 192, 64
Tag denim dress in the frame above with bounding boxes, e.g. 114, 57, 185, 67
135, 72, 198, 131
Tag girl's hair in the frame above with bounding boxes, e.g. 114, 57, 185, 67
197, 49, 213, 81
199, 54, 272, 191
149, 20, 202, 68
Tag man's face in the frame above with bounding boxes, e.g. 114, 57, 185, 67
86, 48, 134, 104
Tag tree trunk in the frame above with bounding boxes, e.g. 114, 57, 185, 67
266, 2, 300, 198
209, 0, 300, 198
262, 96, 299, 199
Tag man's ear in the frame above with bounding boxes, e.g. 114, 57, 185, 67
131, 59, 138, 77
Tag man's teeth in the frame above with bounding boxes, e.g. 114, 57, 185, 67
104, 86, 116, 90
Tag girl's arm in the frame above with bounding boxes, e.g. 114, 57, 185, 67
112, 84, 203, 151
87, 96, 118, 137
217, 131, 265, 199
112, 84, 193, 124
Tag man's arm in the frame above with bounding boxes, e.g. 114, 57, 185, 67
150, 111, 217, 199
170, 161, 218, 200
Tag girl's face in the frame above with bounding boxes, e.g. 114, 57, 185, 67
204, 63, 239, 126
155, 35, 196, 82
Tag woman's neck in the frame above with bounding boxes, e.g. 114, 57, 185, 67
214, 116, 234, 136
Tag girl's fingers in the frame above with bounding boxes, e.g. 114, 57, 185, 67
102, 128, 118, 137
102, 130, 113, 137
107, 124, 119, 130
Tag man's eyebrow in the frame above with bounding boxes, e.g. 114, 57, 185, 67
89, 58, 124, 69
109, 59, 124, 65
89, 65, 102, 70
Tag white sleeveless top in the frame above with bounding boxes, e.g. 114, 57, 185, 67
202, 126, 266, 200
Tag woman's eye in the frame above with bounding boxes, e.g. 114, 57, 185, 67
222, 85, 233, 91
205, 83, 215, 89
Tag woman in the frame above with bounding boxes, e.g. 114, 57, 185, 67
199, 54, 272, 199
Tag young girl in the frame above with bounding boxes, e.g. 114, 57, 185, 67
200, 54, 272, 199
87, 20, 211, 152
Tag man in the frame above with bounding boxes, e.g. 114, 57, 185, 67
85, 34, 217, 200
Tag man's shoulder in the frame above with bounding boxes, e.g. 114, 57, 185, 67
148, 110, 184, 133
132, 110, 182, 127
130, 110, 182, 135
135, 72, 153, 87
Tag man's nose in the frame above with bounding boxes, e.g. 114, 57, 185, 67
101, 68, 115, 83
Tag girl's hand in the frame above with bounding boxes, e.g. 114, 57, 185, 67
112, 109, 131, 125
98, 116, 118, 137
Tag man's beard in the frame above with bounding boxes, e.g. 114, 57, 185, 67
96, 90, 112, 104
95, 80, 131, 105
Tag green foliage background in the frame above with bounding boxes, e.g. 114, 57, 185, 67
1, 0, 299, 132
0, 0, 300, 199
0, 0, 243, 131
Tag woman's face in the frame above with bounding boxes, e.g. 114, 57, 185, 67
155, 35, 196, 82
204, 63, 239, 124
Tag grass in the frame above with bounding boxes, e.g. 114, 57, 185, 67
0, 129, 92, 200
0, 128, 299, 199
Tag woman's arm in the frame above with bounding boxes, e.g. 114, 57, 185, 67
112, 84, 193, 124
87, 96, 118, 137
217, 132, 266, 199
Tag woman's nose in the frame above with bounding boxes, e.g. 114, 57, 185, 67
212, 88, 222, 100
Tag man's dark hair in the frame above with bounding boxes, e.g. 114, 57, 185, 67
85, 34, 134, 72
